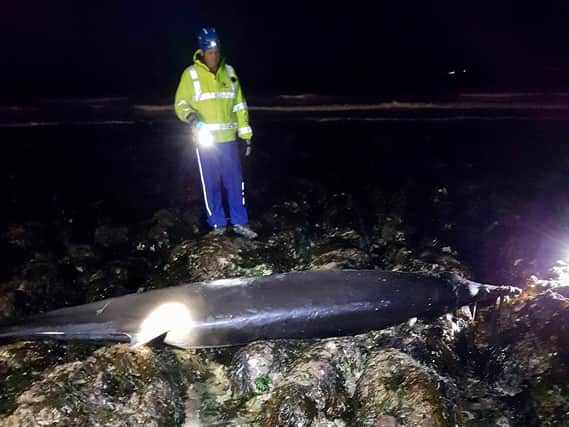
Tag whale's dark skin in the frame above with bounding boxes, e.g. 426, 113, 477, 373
0, 270, 520, 349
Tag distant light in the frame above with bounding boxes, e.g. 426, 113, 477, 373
135, 302, 192, 347
448, 70, 456, 75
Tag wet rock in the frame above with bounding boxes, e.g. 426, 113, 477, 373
262, 338, 367, 426
0, 288, 16, 321
374, 415, 398, 427
319, 193, 363, 232
152, 209, 180, 228
230, 341, 300, 398
56, 245, 97, 299
133, 208, 191, 266
368, 215, 409, 268
0, 274, 56, 322
309, 223, 370, 270
241, 263, 273, 277
186, 234, 261, 281
392, 254, 470, 277
431, 186, 456, 234
79, 261, 132, 302
7, 255, 64, 315
309, 248, 372, 270
373, 313, 472, 380
1, 345, 204, 426
2, 225, 37, 251
378, 215, 406, 246
182, 354, 239, 426
60, 242, 143, 302
94, 225, 129, 249
469, 287, 569, 424
263, 228, 313, 272
1, 223, 51, 275
75, 268, 109, 301
321, 226, 364, 249
65, 244, 97, 263
0, 341, 98, 417
146, 208, 193, 249
181, 210, 201, 235
354, 348, 461, 427
260, 199, 312, 232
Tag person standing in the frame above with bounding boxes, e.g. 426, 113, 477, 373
175, 27, 257, 238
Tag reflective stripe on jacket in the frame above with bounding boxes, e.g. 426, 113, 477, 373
174, 49, 253, 142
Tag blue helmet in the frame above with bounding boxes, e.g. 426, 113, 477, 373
197, 27, 220, 51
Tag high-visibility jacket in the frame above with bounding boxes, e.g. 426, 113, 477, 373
174, 50, 253, 143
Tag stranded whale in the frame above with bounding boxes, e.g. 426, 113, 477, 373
0, 269, 520, 348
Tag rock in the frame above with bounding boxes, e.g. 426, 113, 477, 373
0, 256, 68, 321
262, 227, 314, 272
186, 234, 261, 281
65, 244, 97, 263
354, 348, 461, 427
0, 344, 205, 426
10, 255, 63, 315
132, 209, 189, 264
230, 341, 299, 398
469, 288, 569, 424
94, 225, 129, 249
0, 289, 16, 321
259, 199, 312, 232
146, 208, 191, 251
379, 216, 406, 245
182, 351, 239, 426
309, 248, 372, 270
152, 209, 181, 229
319, 193, 362, 232
262, 338, 367, 426
0, 341, 98, 418
375, 415, 398, 427
181, 210, 201, 235
372, 314, 470, 380
79, 260, 132, 302
2, 225, 37, 251
321, 226, 365, 248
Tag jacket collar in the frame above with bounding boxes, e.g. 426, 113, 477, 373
193, 49, 225, 74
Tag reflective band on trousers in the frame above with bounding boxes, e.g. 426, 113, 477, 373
195, 148, 212, 217
238, 126, 253, 136
192, 92, 235, 102
203, 122, 237, 131
233, 102, 247, 112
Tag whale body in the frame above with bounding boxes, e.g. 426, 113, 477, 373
0, 269, 519, 348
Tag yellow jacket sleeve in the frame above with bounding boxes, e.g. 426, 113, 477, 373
174, 69, 196, 123
232, 72, 253, 140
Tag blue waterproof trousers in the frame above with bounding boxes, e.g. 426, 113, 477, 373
195, 141, 249, 228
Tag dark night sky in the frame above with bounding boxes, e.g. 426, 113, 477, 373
2, 1, 569, 100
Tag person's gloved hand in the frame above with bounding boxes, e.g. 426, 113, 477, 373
245, 139, 252, 157
187, 113, 200, 128
188, 113, 204, 131
187, 113, 207, 144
